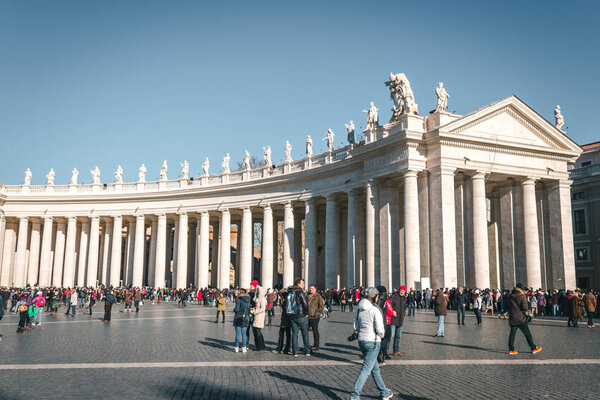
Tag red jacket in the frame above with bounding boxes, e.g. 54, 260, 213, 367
385, 299, 394, 325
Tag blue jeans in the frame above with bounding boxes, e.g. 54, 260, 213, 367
291, 316, 311, 355
34, 307, 43, 324
552, 304, 558, 316
408, 303, 415, 316
390, 325, 403, 353
350, 341, 390, 400
457, 305, 465, 324
474, 309, 482, 325
437, 315, 445, 336
234, 326, 248, 349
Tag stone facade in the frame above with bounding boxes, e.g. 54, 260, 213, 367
0, 83, 582, 290
570, 141, 600, 289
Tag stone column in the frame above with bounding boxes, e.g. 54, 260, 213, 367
404, 170, 421, 290
418, 172, 430, 283
429, 166, 457, 289
154, 214, 167, 288
176, 213, 188, 289
282, 202, 294, 288
132, 214, 145, 287
14, 217, 29, 287
294, 212, 303, 280
0, 224, 16, 287
325, 194, 338, 289
108, 216, 122, 287
239, 207, 252, 288
197, 212, 210, 289
347, 190, 358, 289
522, 178, 542, 289
498, 185, 516, 289
125, 220, 135, 284
547, 180, 576, 290
365, 182, 376, 287
210, 222, 219, 288
261, 205, 274, 289
0, 216, 5, 282
219, 209, 231, 289
100, 221, 112, 286
38, 217, 53, 287
472, 172, 490, 289
77, 221, 90, 287
304, 199, 317, 287
27, 220, 42, 286
52, 221, 66, 287
454, 173, 466, 288
147, 218, 157, 287
86, 216, 100, 287
62, 216, 78, 288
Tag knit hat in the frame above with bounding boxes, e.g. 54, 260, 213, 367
250, 280, 259, 288
365, 287, 379, 300
400, 285, 407, 292
376, 285, 387, 295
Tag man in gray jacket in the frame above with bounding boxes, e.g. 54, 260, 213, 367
350, 287, 393, 400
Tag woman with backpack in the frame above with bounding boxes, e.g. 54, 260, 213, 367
233, 289, 250, 353
32, 291, 46, 326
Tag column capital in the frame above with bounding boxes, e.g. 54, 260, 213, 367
326, 193, 338, 201
521, 177, 537, 186
242, 207, 252, 213
67, 216, 77, 222
90, 215, 100, 221
263, 203, 272, 211
403, 169, 419, 179
221, 208, 230, 215
43, 216, 53, 222
283, 200, 293, 208
135, 213, 145, 220
429, 165, 456, 176
176, 211, 187, 217
471, 171, 487, 180
156, 213, 166, 219
19, 216, 29, 222
112, 215, 123, 221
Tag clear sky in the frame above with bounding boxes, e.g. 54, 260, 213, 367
0, 0, 598, 185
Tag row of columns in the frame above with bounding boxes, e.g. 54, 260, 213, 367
0, 169, 576, 290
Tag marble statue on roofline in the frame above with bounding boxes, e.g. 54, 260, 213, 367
323, 129, 335, 152
222, 153, 231, 174
435, 82, 450, 112
71, 168, 79, 185
180, 160, 189, 179
554, 105, 565, 131
362, 102, 379, 131
90, 166, 101, 185
345, 120, 355, 144
386, 72, 419, 122
138, 164, 146, 182
115, 165, 123, 184
243, 150, 251, 171
263, 145, 272, 168
284, 140, 293, 162
202, 158, 209, 176
24, 168, 32, 186
160, 160, 168, 181
306, 135, 313, 158
46, 169, 55, 186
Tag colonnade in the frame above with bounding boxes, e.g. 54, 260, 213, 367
0, 168, 576, 291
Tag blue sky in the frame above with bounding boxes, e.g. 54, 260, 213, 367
0, 0, 598, 185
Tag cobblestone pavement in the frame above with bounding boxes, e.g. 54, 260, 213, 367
0, 302, 598, 399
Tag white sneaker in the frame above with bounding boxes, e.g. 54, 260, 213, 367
234, 347, 239, 353
242, 347, 247, 353
383, 391, 394, 400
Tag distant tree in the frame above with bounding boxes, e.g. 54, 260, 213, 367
235, 155, 265, 172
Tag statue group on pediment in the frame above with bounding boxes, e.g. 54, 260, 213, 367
386, 72, 419, 122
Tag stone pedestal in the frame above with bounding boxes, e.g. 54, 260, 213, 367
45, 185, 54, 193
68, 184, 77, 193
92, 184, 101, 193
136, 182, 145, 191
179, 179, 187, 189
158, 181, 166, 190
222, 174, 230, 184
21, 186, 30, 193
115, 183, 123, 192
201, 176, 208, 186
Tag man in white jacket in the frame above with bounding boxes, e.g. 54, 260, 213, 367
350, 287, 393, 400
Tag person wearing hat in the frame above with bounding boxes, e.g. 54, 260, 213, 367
508, 283, 542, 355
472, 289, 482, 326
350, 287, 393, 400
32, 290, 46, 326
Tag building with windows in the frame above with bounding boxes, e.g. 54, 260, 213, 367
570, 142, 600, 289
0, 74, 582, 291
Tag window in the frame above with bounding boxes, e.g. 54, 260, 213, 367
581, 161, 591, 167
577, 277, 590, 290
572, 192, 584, 200
575, 247, 590, 262
573, 209, 587, 234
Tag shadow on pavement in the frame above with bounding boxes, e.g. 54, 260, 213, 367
265, 370, 346, 399
421, 340, 506, 354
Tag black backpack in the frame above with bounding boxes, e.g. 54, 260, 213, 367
285, 291, 299, 315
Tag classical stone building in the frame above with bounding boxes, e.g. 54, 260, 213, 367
570, 142, 600, 289
0, 74, 582, 290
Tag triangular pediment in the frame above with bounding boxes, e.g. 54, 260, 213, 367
440, 96, 581, 154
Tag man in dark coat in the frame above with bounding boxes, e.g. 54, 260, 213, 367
389, 286, 407, 356
102, 290, 116, 322
508, 283, 542, 355
456, 287, 467, 325
433, 289, 447, 337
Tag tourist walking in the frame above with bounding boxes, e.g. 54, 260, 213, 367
103, 290, 116, 322
32, 291, 45, 325
433, 289, 447, 337
566, 290, 584, 327
508, 283, 542, 355
288, 278, 311, 357
472, 289, 482, 326
134, 289, 142, 313
350, 287, 393, 400
233, 289, 250, 353
388, 285, 407, 356
215, 292, 226, 323
251, 286, 267, 351
124, 290, 133, 313
456, 287, 467, 325
584, 289, 596, 328
308, 284, 324, 352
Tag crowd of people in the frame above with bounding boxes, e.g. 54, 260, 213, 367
1, 281, 598, 399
